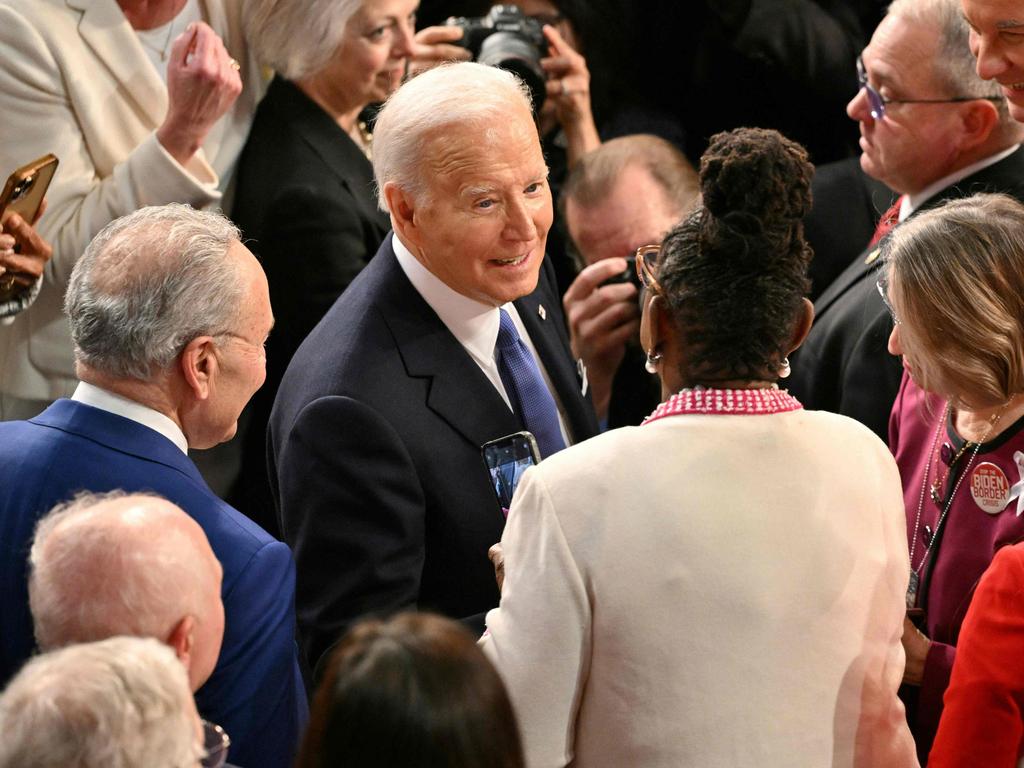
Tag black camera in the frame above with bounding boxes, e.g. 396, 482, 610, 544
446, 5, 547, 112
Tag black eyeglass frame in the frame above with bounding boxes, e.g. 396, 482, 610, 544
856, 56, 1004, 120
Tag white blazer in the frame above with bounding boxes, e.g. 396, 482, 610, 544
483, 407, 919, 768
0, 0, 261, 400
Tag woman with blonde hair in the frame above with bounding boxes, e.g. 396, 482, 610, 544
880, 192, 1024, 762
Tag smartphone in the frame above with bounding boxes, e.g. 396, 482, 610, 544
0, 153, 58, 224
482, 431, 541, 518
599, 255, 641, 289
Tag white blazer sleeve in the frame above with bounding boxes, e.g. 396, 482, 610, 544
481, 466, 592, 768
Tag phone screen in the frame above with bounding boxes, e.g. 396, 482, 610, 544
482, 431, 541, 517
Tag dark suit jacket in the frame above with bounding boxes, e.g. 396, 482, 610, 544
229, 76, 391, 536
804, 156, 897, 301
269, 236, 599, 675
0, 400, 307, 768
788, 146, 1024, 440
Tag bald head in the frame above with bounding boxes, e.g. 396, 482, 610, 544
29, 492, 224, 690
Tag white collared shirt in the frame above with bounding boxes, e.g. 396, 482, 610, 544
902, 143, 1021, 221
72, 381, 189, 455
392, 234, 571, 444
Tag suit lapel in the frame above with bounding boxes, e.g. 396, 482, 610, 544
268, 79, 390, 234
515, 277, 595, 443
67, 0, 167, 127
375, 249, 521, 449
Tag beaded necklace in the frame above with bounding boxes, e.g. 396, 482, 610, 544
906, 401, 1006, 608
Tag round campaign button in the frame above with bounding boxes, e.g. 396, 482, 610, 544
970, 462, 1012, 515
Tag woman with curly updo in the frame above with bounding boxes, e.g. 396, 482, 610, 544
481, 128, 917, 767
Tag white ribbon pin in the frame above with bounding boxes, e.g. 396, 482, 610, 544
1010, 451, 1024, 516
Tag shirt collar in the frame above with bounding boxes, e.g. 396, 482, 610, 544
903, 143, 1021, 221
392, 233, 504, 369
72, 381, 189, 455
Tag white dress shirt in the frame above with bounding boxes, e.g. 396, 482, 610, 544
72, 381, 188, 455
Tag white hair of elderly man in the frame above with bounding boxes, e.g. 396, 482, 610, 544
0, 636, 204, 768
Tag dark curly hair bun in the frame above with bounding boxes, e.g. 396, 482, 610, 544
699, 127, 813, 257
656, 127, 815, 384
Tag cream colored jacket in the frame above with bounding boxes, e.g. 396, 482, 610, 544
483, 408, 919, 768
0, 0, 261, 400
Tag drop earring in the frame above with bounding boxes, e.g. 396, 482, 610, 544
779, 356, 791, 379
645, 350, 663, 374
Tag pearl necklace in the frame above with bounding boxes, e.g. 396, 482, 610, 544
643, 386, 802, 423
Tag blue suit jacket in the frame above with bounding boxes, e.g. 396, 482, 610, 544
269, 236, 599, 676
0, 400, 307, 768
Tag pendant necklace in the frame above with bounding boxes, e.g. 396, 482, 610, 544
906, 401, 1006, 609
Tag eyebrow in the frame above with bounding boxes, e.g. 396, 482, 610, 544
996, 19, 1024, 29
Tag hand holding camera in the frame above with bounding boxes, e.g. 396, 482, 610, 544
563, 258, 641, 421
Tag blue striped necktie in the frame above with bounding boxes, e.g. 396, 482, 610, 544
495, 308, 566, 458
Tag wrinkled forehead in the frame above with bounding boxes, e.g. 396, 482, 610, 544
419, 110, 546, 180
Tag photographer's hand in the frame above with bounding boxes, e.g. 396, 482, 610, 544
563, 258, 640, 422
407, 26, 471, 77
0, 210, 52, 295
541, 25, 600, 167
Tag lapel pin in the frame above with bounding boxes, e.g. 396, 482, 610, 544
538, 304, 547, 320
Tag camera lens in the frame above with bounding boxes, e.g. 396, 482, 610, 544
477, 33, 546, 111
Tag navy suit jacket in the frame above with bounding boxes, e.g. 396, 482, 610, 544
0, 400, 307, 768
269, 236, 599, 675
789, 146, 1024, 440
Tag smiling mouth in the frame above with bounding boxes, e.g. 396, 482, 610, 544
493, 254, 528, 266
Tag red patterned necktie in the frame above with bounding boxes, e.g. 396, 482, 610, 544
868, 195, 905, 247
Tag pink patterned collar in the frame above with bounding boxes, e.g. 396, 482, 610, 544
643, 387, 803, 424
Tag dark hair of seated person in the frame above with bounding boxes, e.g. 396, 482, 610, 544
657, 126, 814, 385
295, 612, 524, 768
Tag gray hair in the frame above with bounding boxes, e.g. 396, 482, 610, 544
65, 204, 243, 381
243, 0, 361, 79
29, 491, 217, 652
0, 636, 201, 768
887, 0, 1012, 126
562, 134, 700, 215
373, 62, 534, 210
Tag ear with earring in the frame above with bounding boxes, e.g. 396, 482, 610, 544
779, 357, 791, 379
645, 349, 663, 375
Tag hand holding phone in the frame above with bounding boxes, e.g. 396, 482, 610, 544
482, 431, 541, 517
0, 154, 58, 226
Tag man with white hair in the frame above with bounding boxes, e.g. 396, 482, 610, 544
270, 61, 599, 676
788, 0, 1024, 442
0, 204, 305, 768
29, 491, 224, 693
0, 636, 215, 768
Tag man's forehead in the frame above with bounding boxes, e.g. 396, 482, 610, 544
962, 0, 1024, 28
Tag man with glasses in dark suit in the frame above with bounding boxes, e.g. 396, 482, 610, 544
788, 0, 1024, 441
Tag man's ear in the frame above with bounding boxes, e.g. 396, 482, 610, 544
787, 297, 815, 355
383, 182, 423, 250
958, 100, 1000, 152
166, 615, 195, 668
179, 337, 217, 401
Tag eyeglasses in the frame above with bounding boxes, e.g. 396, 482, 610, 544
876, 275, 901, 326
856, 56, 1005, 120
201, 720, 231, 768
633, 244, 661, 293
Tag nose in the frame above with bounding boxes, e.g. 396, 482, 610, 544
847, 85, 872, 124
393, 16, 416, 59
504, 196, 538, 242
973, 31, 1009, 81
887, 322, 903, 357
